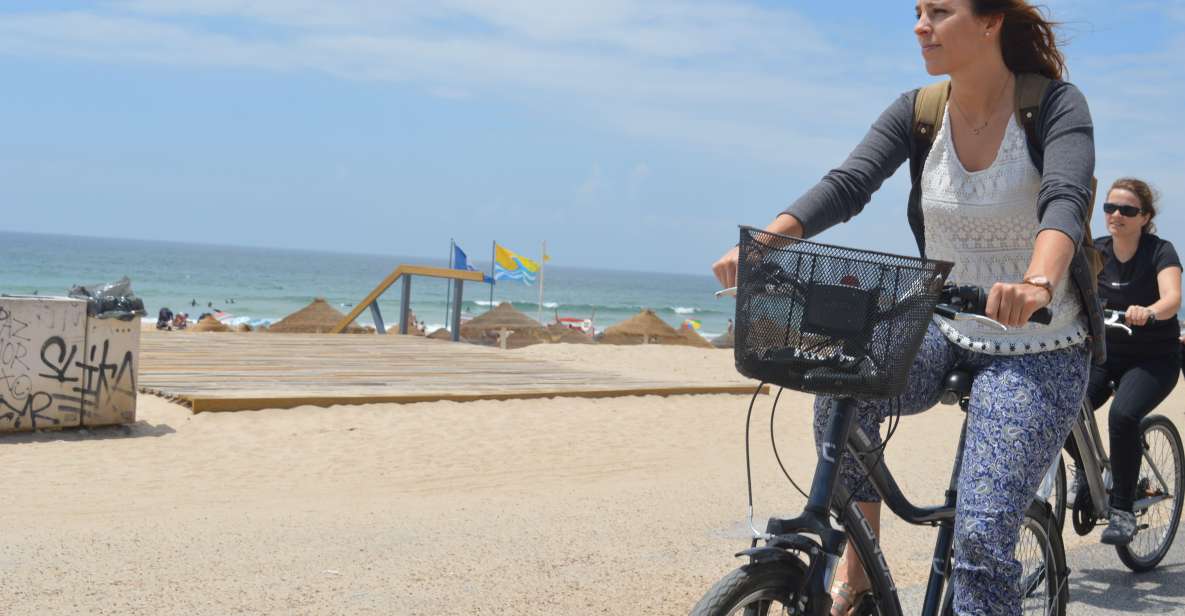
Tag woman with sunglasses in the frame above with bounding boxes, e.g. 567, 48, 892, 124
1066, 178, 1182, 545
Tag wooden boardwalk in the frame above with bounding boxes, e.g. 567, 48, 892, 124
138, 332, 763, 412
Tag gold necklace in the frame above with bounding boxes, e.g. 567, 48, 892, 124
952, 75, 1012, 136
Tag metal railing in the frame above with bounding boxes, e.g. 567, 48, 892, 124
330, 265, 485, 340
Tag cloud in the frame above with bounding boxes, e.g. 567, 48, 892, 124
0, 1, 902, 170
2, 1, 1182, 264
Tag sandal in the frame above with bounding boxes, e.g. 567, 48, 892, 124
829, 580, 871, 616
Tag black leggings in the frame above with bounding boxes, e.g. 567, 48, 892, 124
1066, 351, 1181, 511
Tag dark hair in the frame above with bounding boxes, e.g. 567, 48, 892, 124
1110, 178, 1159, 234
972, 1, 1065, 80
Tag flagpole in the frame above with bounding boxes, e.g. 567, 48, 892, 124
489, 240, 496, 308
445, 238, 454, 329
537, 240, 546, 324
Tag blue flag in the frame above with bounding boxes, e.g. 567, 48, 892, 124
453, 245, 472, 271
453, 244, 493, 283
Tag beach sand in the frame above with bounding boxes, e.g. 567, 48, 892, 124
3, 341, 1181, 615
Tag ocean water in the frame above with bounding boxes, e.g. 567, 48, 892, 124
0, 231, 734, 338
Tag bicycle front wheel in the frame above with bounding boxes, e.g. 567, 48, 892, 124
1014, 503, 1068, 616
688, 560, 808, 616
1116, 414, 1184, 572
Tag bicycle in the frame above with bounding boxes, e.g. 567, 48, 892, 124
1043, 309, 1185, 572
693, 227, 1066, 616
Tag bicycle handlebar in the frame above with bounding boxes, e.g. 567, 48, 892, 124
715, 281, 1054, 331
934, 284, 1052, 328
1103, 309, 1133, 335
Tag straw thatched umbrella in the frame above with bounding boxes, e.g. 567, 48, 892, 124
711, 329, 734, 349
268, 298, 368, 334
190, 315, 231, 332
460, 302, 544, 349
600, 309, 686, 345
677, 326, 714, 349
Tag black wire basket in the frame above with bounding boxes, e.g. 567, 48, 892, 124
734, 227, 953, 399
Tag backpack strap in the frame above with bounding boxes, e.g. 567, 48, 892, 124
1013, 73, 1050, 149
910, 80, 950, 184
907, 80, 951, 256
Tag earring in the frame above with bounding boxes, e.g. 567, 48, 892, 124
984, 31, 991, 37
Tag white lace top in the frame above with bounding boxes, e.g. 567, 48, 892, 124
921, 106, 1086, 355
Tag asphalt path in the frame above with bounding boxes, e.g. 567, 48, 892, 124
897, 524, 1185, 614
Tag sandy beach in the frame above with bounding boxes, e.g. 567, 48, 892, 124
3, 340, 1182, 615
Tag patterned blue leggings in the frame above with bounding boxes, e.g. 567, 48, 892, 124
813, 322, 1089, 616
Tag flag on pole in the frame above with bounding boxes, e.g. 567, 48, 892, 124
454, 243, 493, 283
493, 243, 540, 285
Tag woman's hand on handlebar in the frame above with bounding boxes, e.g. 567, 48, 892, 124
986, 282, 1052, 328
712, 245, 740, 289
1125, 304, 1156, 326
713, 214, 804, 289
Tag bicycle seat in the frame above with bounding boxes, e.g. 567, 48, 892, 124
940, 369, 973, 406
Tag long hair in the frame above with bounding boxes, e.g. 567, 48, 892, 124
1110, 178, 1159, 235
972, 1, 1065, 80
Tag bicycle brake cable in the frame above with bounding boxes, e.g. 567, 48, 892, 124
770, 386, 810, 500
744, 381, 771, 538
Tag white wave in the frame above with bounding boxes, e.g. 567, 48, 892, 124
542, 302, 559, 309
473, 300, 495, 307
671, 306, 698, 315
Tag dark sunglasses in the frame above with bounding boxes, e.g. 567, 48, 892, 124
1102, 202, 1144, 218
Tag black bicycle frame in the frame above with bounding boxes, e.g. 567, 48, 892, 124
771, 395, 974, 616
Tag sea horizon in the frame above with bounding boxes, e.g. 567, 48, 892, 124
0, 229, 735, 337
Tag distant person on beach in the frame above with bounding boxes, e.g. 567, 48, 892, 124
173, 312, 189, 330
1063, 178, 1182, 545
156, 307, 174, 330
711, 2, 1098, 614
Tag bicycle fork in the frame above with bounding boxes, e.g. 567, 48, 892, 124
754, 397, 857, 616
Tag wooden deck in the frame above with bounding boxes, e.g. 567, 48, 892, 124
138, 332, 764, 412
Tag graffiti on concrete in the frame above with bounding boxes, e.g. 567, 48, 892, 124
0, 300, 137, 432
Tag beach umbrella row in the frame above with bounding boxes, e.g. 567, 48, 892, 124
181, 299, 725, 349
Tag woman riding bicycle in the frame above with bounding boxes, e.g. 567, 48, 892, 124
712, 1, 1101, 614
1064, 178, 1182, 546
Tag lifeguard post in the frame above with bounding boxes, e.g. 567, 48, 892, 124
331, 265, 485, 340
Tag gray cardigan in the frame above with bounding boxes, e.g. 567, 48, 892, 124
783, 80, 1105, 363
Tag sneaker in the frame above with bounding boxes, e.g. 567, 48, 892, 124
1066, 464, 1088, 510
1100, 509, 1137, 546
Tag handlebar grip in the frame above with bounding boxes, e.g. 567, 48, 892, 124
1103, 310, 1127, 325
1029, 307, 1052, 325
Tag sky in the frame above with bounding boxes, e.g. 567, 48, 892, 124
1, 1, 1182, 275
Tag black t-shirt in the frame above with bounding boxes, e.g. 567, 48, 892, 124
1096, 233, 1182, 357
